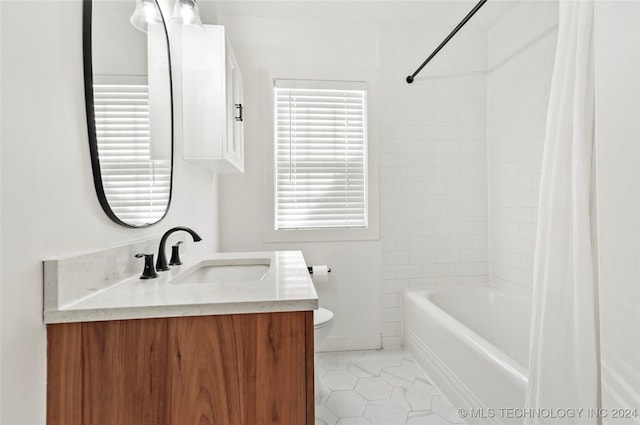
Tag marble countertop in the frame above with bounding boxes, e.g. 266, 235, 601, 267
44, 250, 318, 324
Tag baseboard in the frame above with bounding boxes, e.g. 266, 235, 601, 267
316, 334, 382, 352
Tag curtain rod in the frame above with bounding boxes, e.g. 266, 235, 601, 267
406, 0, 488, 84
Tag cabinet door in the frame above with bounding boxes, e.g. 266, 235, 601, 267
169, 312, 311, 424
182, 24, 243, 173
225, 44, 244, 172
47, 319, 171, 425
182, 25, 226, 159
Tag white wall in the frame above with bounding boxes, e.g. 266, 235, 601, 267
594, 2, 640, 420
0, 1, 219, 423
486, 1, 558, 295
215, 13, 492, 350
214, 15, 383, 351
378, 25, 489, 347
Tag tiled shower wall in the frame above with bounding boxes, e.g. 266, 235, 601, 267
379, 27, 489, 348
380, 2, 559, 346
486, 2, 559, 296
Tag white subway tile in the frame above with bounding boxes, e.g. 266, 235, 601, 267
407, 168, 437, 181
408, 278, 437, 288
382, 294, 400, 308
461, 249, 488, 263
474, 262, 489, 276
381, 223, 410, 238
382, 279, 408, 293
435, 249, 461, 264
395, 208, 421, 223
408, 222, 436, 237
435, 276, 463, 286
395, 265, 423, 279
406, 195, 437, 209
421, 236, 450, 250
382, 251, 409, 266
382, 336, 403, 349
394, 237, 422, 250
382, 321, 401, 338
420, 182, 447, 195
381, 237, 395, 251
382, 266, 397, 280
444, 235, 476, 249
422, 264, 450, 278
434, 223, 461, 236
461, 276, 489, 286
408, 250, 436, 265
380, 208, 395, 224
449, 262, 477, 277
421, 209, 448, 222
460, 222, 488, 236
382, 307, 401, 323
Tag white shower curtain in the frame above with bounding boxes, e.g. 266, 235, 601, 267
525, 2, 599, 424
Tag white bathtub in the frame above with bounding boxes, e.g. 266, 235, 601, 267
403, 286, 531, 425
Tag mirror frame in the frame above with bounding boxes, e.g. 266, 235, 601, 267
82, 0, 174, 228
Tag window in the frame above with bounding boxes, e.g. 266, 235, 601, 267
274, 79, 368, 230
93, 76, 171, 226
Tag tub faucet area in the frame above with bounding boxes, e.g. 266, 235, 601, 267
156, 226, 202, 271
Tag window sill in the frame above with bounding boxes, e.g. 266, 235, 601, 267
263, 226, 379, 243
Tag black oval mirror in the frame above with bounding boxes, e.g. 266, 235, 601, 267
83, 0, 173, 227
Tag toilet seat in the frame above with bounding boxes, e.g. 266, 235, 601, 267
314, 307, 334, 330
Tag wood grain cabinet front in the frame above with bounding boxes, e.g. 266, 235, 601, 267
47, 311, 314, 425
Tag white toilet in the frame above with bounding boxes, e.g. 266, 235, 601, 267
313, 307, 335, 401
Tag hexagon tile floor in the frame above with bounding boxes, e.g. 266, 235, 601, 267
314, 349, 466, 425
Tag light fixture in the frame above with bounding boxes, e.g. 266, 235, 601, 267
130, 0, 162, 33
170, 0, 203, 31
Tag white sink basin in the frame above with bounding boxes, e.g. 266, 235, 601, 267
171, 258, 271, 284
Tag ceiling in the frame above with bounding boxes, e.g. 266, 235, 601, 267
199, 0, 518, 30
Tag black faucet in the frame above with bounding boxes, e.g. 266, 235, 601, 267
156, 226, 202, 271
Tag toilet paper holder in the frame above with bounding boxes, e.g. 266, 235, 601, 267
307, 266, 332, 275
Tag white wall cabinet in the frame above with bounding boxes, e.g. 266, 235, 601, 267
182, 25, 244, 173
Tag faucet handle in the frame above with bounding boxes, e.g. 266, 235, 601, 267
135, 253, 158, 279
169, 241, 184, 266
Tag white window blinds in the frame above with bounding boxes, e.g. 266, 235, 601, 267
274, 80, 368, 230
93, 80, 171, 227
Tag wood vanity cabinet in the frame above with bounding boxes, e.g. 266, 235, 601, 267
47, 311, 314, 425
